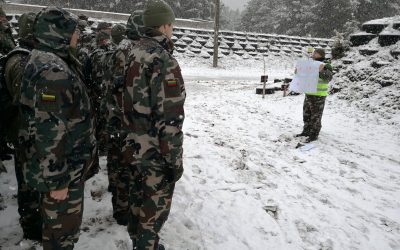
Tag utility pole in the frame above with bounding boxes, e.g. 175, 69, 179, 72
213, 0, 220, 68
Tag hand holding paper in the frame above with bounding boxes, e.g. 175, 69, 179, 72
290, 59, 324, 94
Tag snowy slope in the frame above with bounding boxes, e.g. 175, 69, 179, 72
332, 39, 400, 126
0, 58, 400, 250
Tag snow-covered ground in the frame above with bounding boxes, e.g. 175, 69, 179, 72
0, 57, 399, 250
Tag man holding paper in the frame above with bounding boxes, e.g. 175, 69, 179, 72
292, 49, 333, 142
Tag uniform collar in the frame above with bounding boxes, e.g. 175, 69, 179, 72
144, 28, 174, 53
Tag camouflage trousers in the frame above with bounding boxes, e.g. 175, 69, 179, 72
128, 165, 175, 250
14, 149, 42, 239
96, 117, 108, 156
303, 95, 327, 137
42, 183, 84, 250
107, 132, 134, 223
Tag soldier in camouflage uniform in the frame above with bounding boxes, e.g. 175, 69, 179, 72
297, 48, 333, 142
124, 1, 186, 249
89, 29, 115, 157
76, 18, 94, 88
89, 22, 112, 51
18, 7, 97, 249
111, 23, 126, 46
100, 10, 145, 226
3, 12, 43, 241
77, 14, 94, 56
0, 6, 16, 55
0, 6, 16, 161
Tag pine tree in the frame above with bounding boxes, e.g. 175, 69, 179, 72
311, 0, 353, 37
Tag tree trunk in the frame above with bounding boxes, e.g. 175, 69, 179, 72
213, 0, 220, 68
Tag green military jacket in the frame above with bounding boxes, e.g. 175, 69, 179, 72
124, 29, 186, 181
19, 49, 97, 192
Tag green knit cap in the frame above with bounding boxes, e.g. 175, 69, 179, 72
143, 0, 175, 27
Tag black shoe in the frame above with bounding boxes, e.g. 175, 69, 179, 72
132, 239, 137, 250
158, 244, 165, 250
306, 136, 318, 143
0, 144, 14, 155
116, 218, 128, 226
295, 132, 308, 137
0, 154, 12, 161
114, 214, 128, 226
24, 231, 42, 242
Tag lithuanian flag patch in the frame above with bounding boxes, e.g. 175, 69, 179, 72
166, 79, 178, 87
41, 94, 56, 102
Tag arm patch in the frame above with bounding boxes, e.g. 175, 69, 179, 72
164, 79, 181, 98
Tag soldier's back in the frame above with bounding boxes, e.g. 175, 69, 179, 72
20, 49, 96, 191
124, 35, 185, 167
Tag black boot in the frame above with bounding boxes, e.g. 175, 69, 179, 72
132, 239, 137, 250
158, 244, 165, 250
0, 143, 13, 161
306, 135, 318, 143
23, 229, 42, 242
295, 132, 309, 137
114, 214, 128, 226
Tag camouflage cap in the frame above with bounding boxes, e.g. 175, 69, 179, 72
111, 23, 126, 44
18, 12, 36, 41
34, 7, 78, 53
97, 21, 111, 31
126, 10, 144, 40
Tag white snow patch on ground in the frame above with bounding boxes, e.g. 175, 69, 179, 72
1, 58, 400, 250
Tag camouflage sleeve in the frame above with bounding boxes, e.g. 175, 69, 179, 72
0, 30, 16, 54
320, 63, 333, 82
88, 52, 105, 102
150, 53, 186, 181
31, 68, 78, 191
5, 54, 25, 104
104, 49, 126, 131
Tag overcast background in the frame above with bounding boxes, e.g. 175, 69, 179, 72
222, 0, 249, 10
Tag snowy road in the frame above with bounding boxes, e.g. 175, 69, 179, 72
1, 79, 399, 250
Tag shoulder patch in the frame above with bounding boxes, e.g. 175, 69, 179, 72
166, 79, 177, 87
164, 79, 181, 98
41, 93, 56, 102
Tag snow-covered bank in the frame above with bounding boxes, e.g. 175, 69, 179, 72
332, 38, 400, 126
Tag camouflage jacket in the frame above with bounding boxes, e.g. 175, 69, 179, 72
101, 38, 137, 136
124, 30, 185, 180
18, 49, 97, 192
3, 47, 31, 143
89, 43, 115, 112
0, 21, 16, 55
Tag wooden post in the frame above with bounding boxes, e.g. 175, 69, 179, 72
262, 56, 266, 99
213, 0, 220, 68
